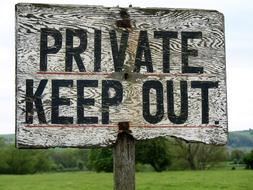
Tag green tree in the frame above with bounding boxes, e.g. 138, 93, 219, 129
243, 150, 253, 169
32, 150, 55, 172
136, 137, 171, 172
87, 148, 113, 172
0, 137, 5, 147
230, 149, 245, 164
170, 139, 228, 170
0, 144, 54, 174
0, 144, 8, 173
51, 149, 81, 170
2, 145, 37, 174
86, 138, 171, 172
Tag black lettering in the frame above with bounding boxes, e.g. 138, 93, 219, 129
181, 32, 203, 73
134, 31, 153, 73
191, 81, 219, 124
109, 30, 129, 72
77, 80, 98, 124
154, 31, 178, 73
65, 29, 87, 72
102, 80, 123, 124
142, 80, 164, 124
40, 28, 62, 71
167, 81, 188, 124
94, 30, 101, 72
26, 79, 47, 124
51, 80, 73, 124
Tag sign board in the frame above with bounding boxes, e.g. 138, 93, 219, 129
16, 3, 227, 148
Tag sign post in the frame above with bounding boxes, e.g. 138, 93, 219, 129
114, 122, 135, 190
16, 3, 227, 189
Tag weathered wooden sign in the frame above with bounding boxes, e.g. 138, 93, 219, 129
16, 3, 227, 148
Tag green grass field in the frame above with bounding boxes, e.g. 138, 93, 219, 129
0, 170, 252, 190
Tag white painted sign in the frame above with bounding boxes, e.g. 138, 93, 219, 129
16, 3, 227, 148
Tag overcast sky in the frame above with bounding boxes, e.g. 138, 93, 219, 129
0, 0, 252, 134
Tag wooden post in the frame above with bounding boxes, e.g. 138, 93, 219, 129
113, 122, 135, 190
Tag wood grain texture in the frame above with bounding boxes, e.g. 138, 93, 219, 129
16, 3, 227, 147
113, 133, 135, 190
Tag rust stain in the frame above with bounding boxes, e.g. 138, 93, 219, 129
118, 122, 132, 133
116, 9, 132, 29
116, 20, 131, 28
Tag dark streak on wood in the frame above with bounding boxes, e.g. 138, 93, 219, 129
116, 8, 132, 28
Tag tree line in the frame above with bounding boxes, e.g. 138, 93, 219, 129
0, 137, 252, 174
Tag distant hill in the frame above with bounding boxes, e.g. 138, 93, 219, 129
0, 134, 15, 144
227, 129, 253, 151
1, 130, 253, 150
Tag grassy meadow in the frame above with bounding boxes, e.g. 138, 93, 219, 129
0, 170, 252, 190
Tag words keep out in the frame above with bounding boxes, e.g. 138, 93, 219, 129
25, 28, 219, 125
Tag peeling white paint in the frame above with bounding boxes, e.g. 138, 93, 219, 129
16, 3, 227, 148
